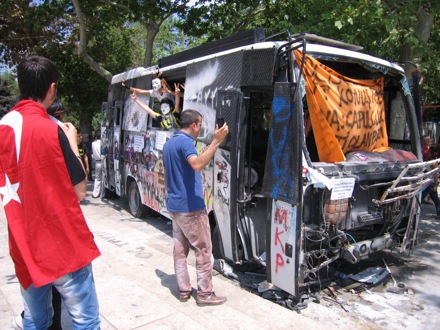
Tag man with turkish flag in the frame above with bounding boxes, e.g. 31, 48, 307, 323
0, 56, 101, 329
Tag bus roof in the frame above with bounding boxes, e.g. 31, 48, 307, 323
111, 36, 404, 85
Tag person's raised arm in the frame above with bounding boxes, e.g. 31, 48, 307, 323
83, 153, 90, 174
122, 79, 152, 95
187, 124, 229, 172
161, 80, 175, 96
174, 83, 182, 114
130, 87, 151, 95
131, 92, 158, 119
61, 122, 87, 200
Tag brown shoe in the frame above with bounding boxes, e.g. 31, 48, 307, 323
179, 290, 192, 302
196, 292, 227, 306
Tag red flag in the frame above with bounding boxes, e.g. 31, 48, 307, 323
0, 100, 100, 289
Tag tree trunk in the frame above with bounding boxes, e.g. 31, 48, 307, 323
143, 20, 161, 67
400, 5, 434, 75
79, 111, 93, 140
72, 0, 113, 82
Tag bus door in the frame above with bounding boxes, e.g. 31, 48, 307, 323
236, 90, 272, 264
213, 89, 243, 262
262, 82, 303, 296
100, 102, 109, 191
102, 100, 115, 193
111, 100, 123, 196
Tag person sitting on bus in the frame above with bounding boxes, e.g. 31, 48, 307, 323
122, 69, 176, 103
131, 83, 182, 129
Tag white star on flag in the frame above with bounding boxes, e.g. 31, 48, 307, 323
0, 174, 21, 206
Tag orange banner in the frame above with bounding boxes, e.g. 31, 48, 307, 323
294, 50, 389, 162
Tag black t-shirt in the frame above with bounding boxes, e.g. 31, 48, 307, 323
58, 128, 86, 185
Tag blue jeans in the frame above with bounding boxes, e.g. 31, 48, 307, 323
20, 263, 100, 330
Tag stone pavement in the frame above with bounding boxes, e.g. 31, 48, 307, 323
2, 182, 433, 329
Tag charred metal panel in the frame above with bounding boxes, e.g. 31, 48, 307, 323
184, 51, 244, 146
159, 28, 265, 68
241, 48, 277, 87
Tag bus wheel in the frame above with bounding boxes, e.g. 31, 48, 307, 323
128, 181, 148, 218
212, 225, 225, 259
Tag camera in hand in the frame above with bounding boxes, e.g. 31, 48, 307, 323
216, 117, 225, 128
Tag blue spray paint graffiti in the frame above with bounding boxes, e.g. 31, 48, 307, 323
263, 92, 296, 203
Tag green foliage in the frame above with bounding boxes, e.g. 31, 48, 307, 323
153, 17, 206, 64
0, 0, 72, 65
324, 0, 440, 106
92, 110, 102, 135
35, 33, 129, 135
127, 16, 206, 68
180, 0, 439, 106
0, 73, 18, 118
1, 0, 138, 135
177, 0, 270, 40
1, 0, 439, 127
127, 23, 150, 68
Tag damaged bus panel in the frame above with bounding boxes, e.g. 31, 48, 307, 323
101, 29, 438, 297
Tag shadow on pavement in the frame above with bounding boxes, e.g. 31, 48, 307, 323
154, 269, 182, 302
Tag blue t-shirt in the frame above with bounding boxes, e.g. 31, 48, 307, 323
163, 131, 205, 212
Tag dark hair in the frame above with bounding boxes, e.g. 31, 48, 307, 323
95, 132, 101, 140
180, 109, 202, 128
160, 98, 174, 109
46, 99, 65, 119
17, 56, 60, 101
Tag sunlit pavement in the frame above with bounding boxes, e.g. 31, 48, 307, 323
1, 182, 439, 329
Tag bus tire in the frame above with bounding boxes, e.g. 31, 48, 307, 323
128, 180, 148, 218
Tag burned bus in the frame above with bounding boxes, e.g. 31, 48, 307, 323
101, 28, 437, 296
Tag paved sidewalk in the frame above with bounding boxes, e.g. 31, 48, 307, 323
0, 186, 381, 329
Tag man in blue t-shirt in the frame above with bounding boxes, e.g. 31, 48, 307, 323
163, 109, 229, 306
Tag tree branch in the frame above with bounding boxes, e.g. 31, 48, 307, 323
71, 0, 113, 82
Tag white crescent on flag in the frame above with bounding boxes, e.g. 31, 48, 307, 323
0, 110, 23, 206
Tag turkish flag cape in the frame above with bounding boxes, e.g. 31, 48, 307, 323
0, 100, 100, 289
